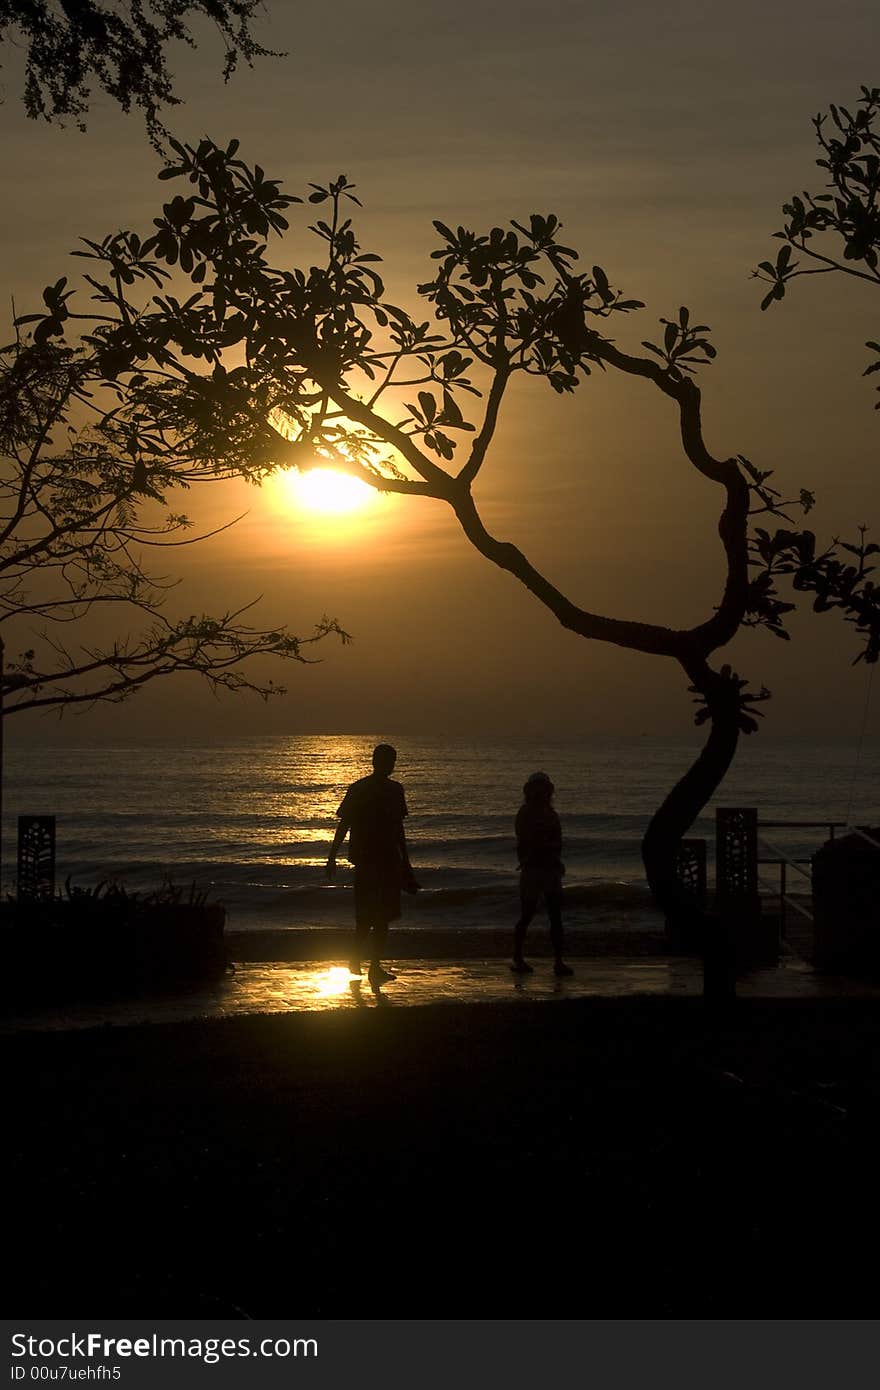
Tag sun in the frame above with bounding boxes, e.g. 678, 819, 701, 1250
279, 467, 375, 516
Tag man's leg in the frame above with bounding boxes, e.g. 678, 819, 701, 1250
350, 922, 370, 975
371, 920, 389, 964
351, 866, 377, 974
367, 920, 396, 984
367, 864, 400, 984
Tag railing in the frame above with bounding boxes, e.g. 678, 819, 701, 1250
761, 819, 846, 842
843, 825, 880, 852
756, 819, 880, 936
670, 809, 880, 996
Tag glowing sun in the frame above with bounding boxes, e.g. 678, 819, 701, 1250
279, 467, 375, 516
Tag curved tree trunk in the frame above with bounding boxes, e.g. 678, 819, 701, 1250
641, 665, 742, 922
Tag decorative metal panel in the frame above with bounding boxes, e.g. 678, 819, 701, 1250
17, 815, 56, 902
715, 807, 759, 906
675, 838, 707, 909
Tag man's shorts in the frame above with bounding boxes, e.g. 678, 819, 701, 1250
353, 860, 402, 927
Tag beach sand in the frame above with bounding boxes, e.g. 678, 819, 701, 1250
6, 989, 880, 1317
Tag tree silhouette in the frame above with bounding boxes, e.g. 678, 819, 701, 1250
0, 1, 279, 149
0, 329, 346, 718
754, 85, 880, 407
0, 151, 348, 719
24, 138, 879, 911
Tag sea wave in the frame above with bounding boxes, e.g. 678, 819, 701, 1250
7, 731, 867, 937
43, 857, 660, 932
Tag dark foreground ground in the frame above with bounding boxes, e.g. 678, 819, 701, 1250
6, 995, 880, 1317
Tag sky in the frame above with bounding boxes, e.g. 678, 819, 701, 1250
1, 0, 879, 742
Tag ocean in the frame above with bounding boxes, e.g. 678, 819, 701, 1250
4, 734, 878, 934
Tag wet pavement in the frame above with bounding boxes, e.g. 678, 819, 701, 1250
4, 952, 880, 1033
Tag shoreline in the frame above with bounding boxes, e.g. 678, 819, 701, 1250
226, 923, 670, 961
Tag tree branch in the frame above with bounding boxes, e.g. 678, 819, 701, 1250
3, 613, 348, 715
451, 490, 684, 658
322, 386, 457, 498
458, 365, 510, 487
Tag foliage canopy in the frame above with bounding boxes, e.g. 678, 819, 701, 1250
0, 1, 279, 148
755, 85, 880, 406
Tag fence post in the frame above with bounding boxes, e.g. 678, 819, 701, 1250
707, 807, 760, 1003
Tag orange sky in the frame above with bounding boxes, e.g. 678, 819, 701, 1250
2, 0, 879, 740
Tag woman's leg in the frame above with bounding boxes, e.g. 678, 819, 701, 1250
547, 887, 573, 975
513, 886, 539, 970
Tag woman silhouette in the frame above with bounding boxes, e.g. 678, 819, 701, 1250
511, 771, 573, 976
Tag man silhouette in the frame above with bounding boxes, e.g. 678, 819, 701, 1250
326, 743, 417, 985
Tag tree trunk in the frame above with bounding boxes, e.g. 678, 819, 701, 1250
641, 679, 741, 922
